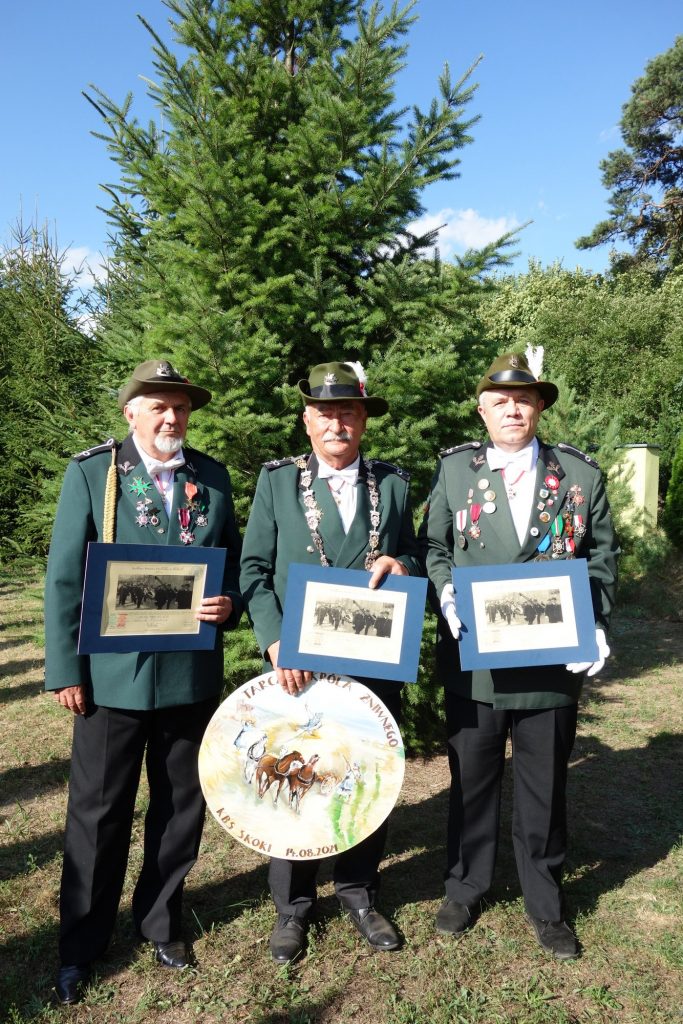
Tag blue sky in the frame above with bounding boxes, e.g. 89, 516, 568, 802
1, 1, 680, 283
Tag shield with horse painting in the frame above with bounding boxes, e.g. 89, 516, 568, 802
198, 672, 405, 860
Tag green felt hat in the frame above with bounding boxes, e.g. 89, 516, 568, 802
118, 359, 211, 411
476, 351, 558, 408
298, 362, 388, 416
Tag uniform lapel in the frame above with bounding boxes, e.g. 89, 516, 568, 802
469, 444, 521, 554
519, 443, 568, 558
304, 454, 345, 564
116, 435, 168, 543
337, 459, 376, 568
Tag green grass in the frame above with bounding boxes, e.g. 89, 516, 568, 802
1, 573, 682, 1023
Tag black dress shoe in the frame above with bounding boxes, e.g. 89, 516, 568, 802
270, 915, 307, 964
435, 898, 474, 935
527, 916, 580, 960
153, 940, 191, 968
55, 964, 91, 1005
345, 907, 400, 951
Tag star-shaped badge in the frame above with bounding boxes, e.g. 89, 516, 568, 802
129, 477, 152, 497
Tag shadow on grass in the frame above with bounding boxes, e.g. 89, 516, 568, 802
604, 617, 683, 682
0, 756, 71, 804
566, 729, 683, 913
0, 678, 45, 704
1, 726, 681, 1017
0, 826, 65, 880
0, 657, 43, 677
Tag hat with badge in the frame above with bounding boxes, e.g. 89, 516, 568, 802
298, 361, 388, 416
476, 347, 558, 409
118, 359, 212, 411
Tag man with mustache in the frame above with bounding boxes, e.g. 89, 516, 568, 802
45, 359, 243, 1003
240, 361, 422, 963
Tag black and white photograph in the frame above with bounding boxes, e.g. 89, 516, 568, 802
483, 588, 563, 628
101, 559, 207, 637
312, 597, 395, 638
472, 575, 577, 655
298, 580, 407, 665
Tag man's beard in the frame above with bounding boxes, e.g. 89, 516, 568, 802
155, 434, 184, 454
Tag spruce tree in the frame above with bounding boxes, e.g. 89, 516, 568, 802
89, 0, 508, 514
0, 223, 109, 562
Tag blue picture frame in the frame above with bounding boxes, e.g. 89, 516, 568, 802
78, 542, 227, 654
278, 564, 428, 682
453, 558, 599, 671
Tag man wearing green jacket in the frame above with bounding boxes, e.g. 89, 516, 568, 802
240, 361, 422, 964
421, 350, 619, 960
45, 359, 242, 1003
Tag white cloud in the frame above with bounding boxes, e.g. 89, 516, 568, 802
408, 208, 521, 258
62, 246, 107, 289
598, 125, 620, 144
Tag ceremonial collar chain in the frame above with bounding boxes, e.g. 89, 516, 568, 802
295, 455, 381, 569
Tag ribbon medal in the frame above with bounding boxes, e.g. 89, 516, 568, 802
456, 509, 468, 549
177, 481, 208, 544
551, 517, 565, 558
469, 503, 482, 539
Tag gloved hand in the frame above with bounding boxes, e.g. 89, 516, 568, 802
440, 584, 462, 640
566, 627, 610, 677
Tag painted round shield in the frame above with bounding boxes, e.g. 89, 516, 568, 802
199, 671, 404, 860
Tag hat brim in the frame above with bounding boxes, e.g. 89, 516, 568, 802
297, 380, 388, 416
476, 378, 558, 409
118, 379, 212, 411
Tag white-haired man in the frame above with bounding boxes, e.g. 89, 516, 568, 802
45, 359, 242, 1003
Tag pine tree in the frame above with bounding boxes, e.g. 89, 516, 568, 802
576, 35, 683, 273
0, 223, 110, 562
88, 0, 509, 515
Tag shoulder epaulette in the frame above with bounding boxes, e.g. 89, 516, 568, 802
370, 459, 410, 481
439, 441, 482, 459
73, 438, 118, 462
557, 443, 600, 469
263, 454, 305, 471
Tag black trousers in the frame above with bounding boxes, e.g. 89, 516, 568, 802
444, 693, 578, 921
58, 697, 218, 965
268, 688, 402, 918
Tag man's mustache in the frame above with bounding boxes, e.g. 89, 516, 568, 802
323, 430, 352, 441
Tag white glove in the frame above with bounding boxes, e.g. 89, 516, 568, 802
440, 584, 462, 640
566, 627, 610, 677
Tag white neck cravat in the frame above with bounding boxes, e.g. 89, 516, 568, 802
133, 437, 186, 515
317, 456, 360, 533
487, 440, 539, 544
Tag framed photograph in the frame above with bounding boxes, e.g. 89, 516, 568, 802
453, 558, 599, 671
278, 564, 428, 682
78, 542, 227, 654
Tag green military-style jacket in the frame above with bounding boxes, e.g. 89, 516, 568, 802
239, 452, 422, 672
44, 434, 243, 710
422, 439, 620, 710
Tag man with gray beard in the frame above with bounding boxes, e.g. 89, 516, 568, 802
45, 359, 242, 1003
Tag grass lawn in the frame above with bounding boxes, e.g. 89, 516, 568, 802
1, 573, 681, 1023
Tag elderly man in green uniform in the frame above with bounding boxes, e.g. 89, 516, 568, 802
240, 361, 422, 964
45, 360, 242, 1004
421, 351, 619, 960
